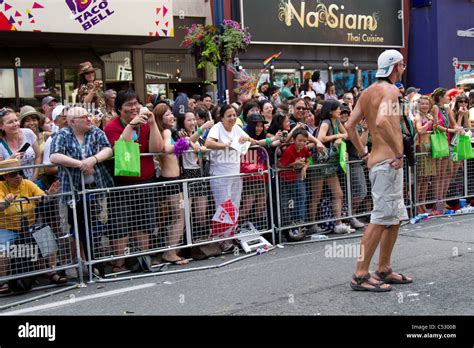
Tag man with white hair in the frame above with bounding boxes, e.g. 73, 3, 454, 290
346, 50, 413, 292
50, 106, 113, 265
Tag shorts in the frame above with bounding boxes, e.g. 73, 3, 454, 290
369, 160, 409, 226
157, 176, 183, 197
350, 162, 368, 199
418, 143, 436, 177
107, 179, 159, 239
0, 228, 18, 249
182, 169, 208, 197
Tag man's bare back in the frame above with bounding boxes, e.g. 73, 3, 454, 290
351, 81, 404, 168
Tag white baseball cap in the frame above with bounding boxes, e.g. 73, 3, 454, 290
376, 50, 404, 78
52, 105, 67, 121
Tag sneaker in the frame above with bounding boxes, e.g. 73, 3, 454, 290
288, 228, 304, 240
349, 218, 365, 229
308, 224, 325, 234
333, 223, 356, 234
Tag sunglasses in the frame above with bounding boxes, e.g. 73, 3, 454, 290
458, 100, 468, 104
0, 107, 14, 117
296, 107, 309, 111
4, 171, 21, 178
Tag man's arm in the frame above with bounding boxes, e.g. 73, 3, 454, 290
346, 102, 367, 158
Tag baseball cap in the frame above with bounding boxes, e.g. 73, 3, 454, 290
375, 50, 404, 78
52, 105, 67, 121
406, 87, 420, 95
41, 96, 58, 106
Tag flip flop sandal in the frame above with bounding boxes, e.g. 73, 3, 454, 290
350, 273, 392, 292
49, 272, 68, 284
375, 268, 413, 284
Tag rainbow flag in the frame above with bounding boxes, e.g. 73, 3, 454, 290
262, 52, 282, 69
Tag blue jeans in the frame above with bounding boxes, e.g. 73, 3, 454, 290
281, 179, 307, 225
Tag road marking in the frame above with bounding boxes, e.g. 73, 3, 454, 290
1, 283, 156, 315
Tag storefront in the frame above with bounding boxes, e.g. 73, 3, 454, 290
235, 0, 407, 96
408, 0, 474, 93
0, 0, 208, 109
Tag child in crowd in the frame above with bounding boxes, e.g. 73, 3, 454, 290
278, 128, 310, 239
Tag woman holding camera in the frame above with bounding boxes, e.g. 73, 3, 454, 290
78, 61, 106, 113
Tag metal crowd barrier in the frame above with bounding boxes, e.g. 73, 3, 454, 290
79, 146, 275, 282
273, 144, 412, 242
0, 163, 82, 291
2, 135, 474, 288
412, 128, 474, 214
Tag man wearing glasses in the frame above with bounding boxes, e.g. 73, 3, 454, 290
50, 107, 113, 264
346, 50, 413, 292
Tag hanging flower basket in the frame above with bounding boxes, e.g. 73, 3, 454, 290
181, 24, 221, 69
220, 20, 251, 63
181, 20, 251, 69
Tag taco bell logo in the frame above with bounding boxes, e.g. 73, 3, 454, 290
66, 0, 115, 32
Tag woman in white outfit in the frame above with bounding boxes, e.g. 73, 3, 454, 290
205, 105, 256, 250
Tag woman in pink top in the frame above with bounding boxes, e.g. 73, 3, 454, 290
414, 96, 437, 214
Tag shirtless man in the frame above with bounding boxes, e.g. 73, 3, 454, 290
346, 50, 413, 292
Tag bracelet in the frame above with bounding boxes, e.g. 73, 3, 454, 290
129, 123, 139, 127
197, 127, 203, 136
359, 152, 369, 159
395, 154, 404, 160
93, 155, 99, 164
265, 138, 273, 147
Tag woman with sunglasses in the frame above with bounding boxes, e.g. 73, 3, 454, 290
0, 108, 41, 183
0, 158, 61, 294
77, 61, 106, 114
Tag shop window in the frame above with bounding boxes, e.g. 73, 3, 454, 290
144, 53, 198, 81
332, 71, 356, 96
100, 51, 133, 82
362, 70, 377, 90
18, 68, 61, 107
0, 69, 15, 108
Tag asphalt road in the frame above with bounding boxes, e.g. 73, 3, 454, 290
1, 214, 473, 316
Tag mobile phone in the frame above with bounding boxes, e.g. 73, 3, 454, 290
18, 142, 30, 153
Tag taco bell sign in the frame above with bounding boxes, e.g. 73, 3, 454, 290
66, 0, 115, 32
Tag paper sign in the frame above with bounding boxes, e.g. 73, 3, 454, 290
231, 137, 251, 155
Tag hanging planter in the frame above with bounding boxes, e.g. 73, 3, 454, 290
181, 20, 251, 69
181, 24, 221, 69
220, 20, 252, 63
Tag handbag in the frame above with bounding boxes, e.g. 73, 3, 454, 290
114, 137, 141, 177
430, 129, 449, 159
453, 135, 474, 161
30, 224, 58, 258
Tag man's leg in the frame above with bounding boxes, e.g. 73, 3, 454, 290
354, 223, 386, 276
352, 224, 392, 290
375, 224, 413, 282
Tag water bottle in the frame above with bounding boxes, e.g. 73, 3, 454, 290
311, 234, 329, 241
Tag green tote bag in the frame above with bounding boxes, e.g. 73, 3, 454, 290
430, 129, 449, 159
453, 135, 474, 161
339, 139, 347, 174
114, 137, 141, 177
